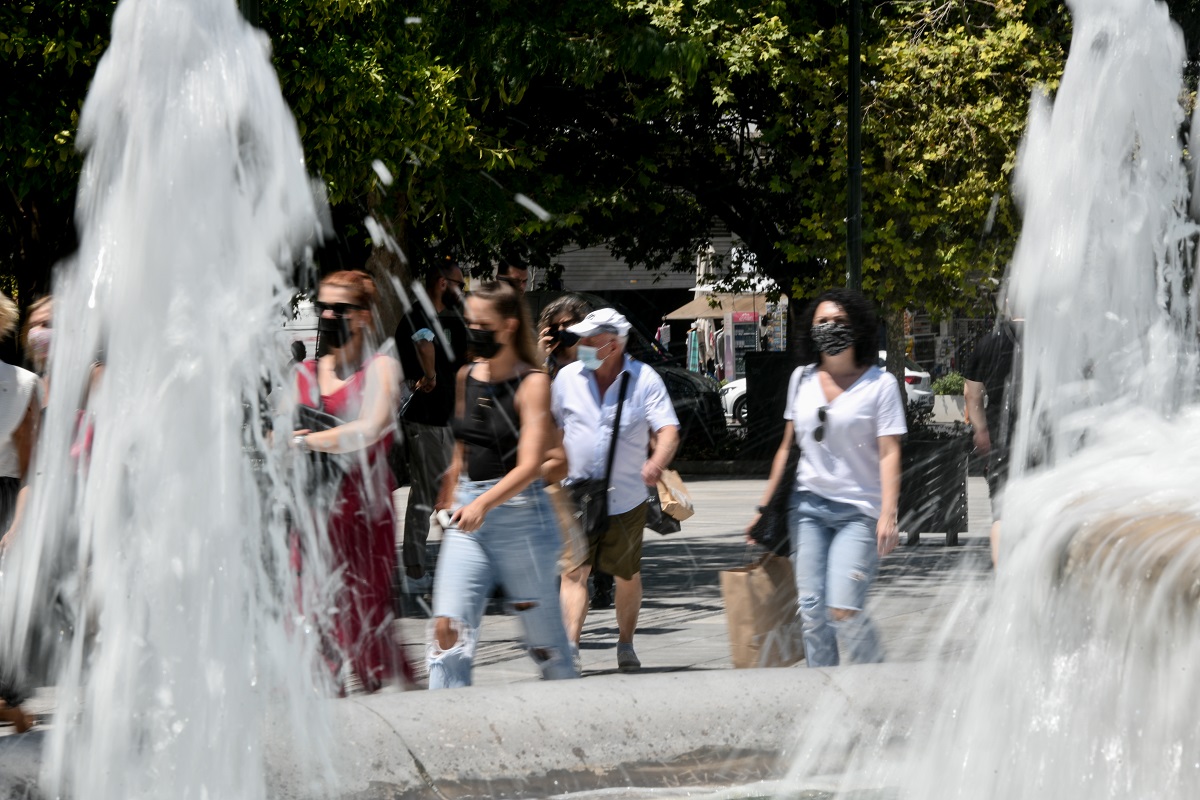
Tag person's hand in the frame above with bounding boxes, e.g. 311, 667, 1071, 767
877, 514, 899, 557
744, 512, 762, 544
539, 327, 557, 354
452, 499, 489, 533
641, 459, 665, 487
972, 426, 991, 455
290, 429, 311, 450
415, 375, 436, 393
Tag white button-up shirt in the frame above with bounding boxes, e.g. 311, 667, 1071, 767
552, 356, 680, 515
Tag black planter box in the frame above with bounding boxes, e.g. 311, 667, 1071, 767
899, 426, 970, 546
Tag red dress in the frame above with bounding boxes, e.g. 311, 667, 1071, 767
296, 357, 411, 692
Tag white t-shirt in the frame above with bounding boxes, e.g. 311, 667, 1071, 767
553, 356, 680, 515
0, 362, 39, 479
783, 364, 907, 517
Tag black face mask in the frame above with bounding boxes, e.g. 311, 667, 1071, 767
466, 327, 502, 360
810, 322, 855, 356
317, 316, 351, 353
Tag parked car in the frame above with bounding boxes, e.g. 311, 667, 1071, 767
879, 351, 933, 410
524, 291, 727, 452
720, 378, 748, 426
721, 353, 932, 425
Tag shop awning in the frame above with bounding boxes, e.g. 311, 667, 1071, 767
663, 293, 772, 320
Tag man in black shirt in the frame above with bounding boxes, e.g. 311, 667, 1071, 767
394, 261, 468, 581
962, 319, 1021, 566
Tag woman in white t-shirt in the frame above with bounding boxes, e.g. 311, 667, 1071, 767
748, 289, 906, 667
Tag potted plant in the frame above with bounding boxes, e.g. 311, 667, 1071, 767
930, 371, 967, 423
899, 401, 971, 546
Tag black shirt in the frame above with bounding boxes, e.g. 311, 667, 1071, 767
962, 322, 1021, 446
450, 372, 530, 481
394, 305, 468, 427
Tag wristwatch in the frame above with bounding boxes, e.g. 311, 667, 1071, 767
293, 434, 309, 452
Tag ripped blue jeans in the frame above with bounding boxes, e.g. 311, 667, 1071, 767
791, 490, 883, 667
427, 479, 577, 689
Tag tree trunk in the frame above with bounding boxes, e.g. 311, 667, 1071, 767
883, 305, 908, 413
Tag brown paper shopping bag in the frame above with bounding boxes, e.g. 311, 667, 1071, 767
719, 553, 804, 668
656, 469, 695, 521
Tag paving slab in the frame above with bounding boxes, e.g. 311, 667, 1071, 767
394, 476, 993, 684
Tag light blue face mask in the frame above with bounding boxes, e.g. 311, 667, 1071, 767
578, 344, 605, 371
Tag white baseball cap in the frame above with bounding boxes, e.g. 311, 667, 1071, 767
566, 308, 632, 338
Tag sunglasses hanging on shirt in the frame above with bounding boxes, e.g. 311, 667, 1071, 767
814, 405, 829, 443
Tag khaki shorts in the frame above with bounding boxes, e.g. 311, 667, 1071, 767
587, 503, 647, 581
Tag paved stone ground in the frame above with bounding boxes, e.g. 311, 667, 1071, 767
2, 477, 993, 734
394, 476, 993, 685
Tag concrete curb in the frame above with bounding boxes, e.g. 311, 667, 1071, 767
1, 665, 927, 799
280, 664, 924, 798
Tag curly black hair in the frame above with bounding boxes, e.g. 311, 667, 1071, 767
796, 288, 878, 367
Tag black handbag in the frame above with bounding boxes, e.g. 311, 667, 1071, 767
748, 443, 799, 555
645, 487, 682, 535
748, 365, 813, 556
570, 373, 630, 542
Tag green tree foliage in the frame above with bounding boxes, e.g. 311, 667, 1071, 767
17, 0, 1191, 323
260, 0, 512, 274
442, 0, 1070, 319
1, 0, 114, 300
0, 0, 509, 295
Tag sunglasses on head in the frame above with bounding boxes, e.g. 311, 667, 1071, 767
314, 301, 366, 317
814, 405, 829, 443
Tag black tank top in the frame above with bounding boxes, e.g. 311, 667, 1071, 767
450, 370, 531, 481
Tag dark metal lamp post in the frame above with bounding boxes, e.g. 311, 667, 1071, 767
847, 0, 863, 291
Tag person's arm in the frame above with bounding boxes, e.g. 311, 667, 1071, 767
1, 395, 40, 548
964, 379, 990, 454
297, 356, 400, 454
436, 442, 465, 512
639, 368, 681, 485
453, 372, 553, 532
641, 425, 679, 486
543, 426, 568, 484
414, 338, 436, 392
876, 434, 901, 556
744, 422, 796, 538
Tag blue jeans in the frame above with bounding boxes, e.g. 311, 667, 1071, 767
791, 490, 883, 667
427, 479, 578, 688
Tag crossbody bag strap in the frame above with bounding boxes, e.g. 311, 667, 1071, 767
787, 364, 816, 457
602, 372, 631, 491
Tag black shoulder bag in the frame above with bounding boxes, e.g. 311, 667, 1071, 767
570, 373, 630, 543
749, 365, 812, 555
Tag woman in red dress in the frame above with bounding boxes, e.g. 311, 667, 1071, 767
293, 270, 410, 693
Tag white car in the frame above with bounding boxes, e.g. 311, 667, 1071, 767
720, 378, 748, 425
722, 354, 932, 424
879, 351, 933, 410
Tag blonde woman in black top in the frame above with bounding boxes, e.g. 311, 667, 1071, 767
427, 281, 577, 688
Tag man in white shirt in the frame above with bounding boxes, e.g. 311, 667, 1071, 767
553, 309, 680, 672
